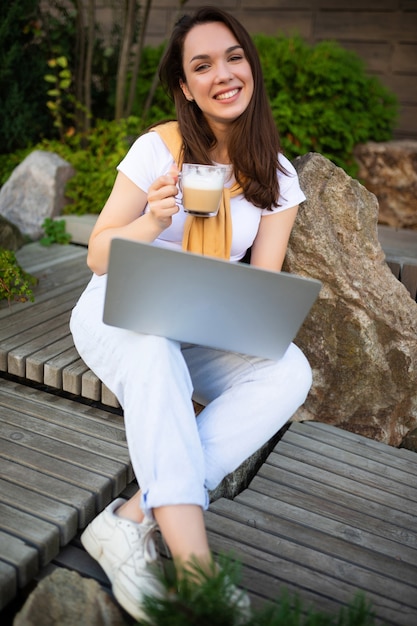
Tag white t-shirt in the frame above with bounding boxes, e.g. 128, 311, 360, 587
117, 131, 306, 262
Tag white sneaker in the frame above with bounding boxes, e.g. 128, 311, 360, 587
81, 498, 163, 622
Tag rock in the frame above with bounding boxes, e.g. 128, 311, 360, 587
0, 150, 75, 240
0, 214, 25, 250
285, 152, 417, 446
400, 427, 417, 453
13, 568, 128, 626
354, 140, 417, 230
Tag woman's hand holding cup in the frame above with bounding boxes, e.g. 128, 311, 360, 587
147, 165, 180, 230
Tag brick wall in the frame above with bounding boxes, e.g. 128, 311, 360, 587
96, 0, 417, 140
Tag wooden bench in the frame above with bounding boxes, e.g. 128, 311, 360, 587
1, 233, 417, 623
37, 420, 417, 625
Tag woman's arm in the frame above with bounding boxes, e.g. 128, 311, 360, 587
87, 168, 179, 275
250, 205, 299, 272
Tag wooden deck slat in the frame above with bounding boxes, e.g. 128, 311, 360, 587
0, 503, 60, 566
0, 437, 113, 511
0, 559, 18, 612
401, 263, 417, 299
4, 322, 71, 377
205, 421, 417, 626
0, 458, 96, 528
291, 421, 417, 466
274, 432, 417, 500
25, 334, 76, 384
62, 358, 90, 395
0, 532, 37, 589
0, 479, 77, 545
206, 504, 417, 626
229, 492, 417, 585
1, 237, 416, 622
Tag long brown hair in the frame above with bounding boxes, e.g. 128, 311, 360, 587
158, 6, 285, 210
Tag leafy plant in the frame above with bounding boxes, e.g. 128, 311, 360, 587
34, 116, 148, 215
0, 248, 37, 303
140, 554, 381, 626
0, 0, 50, 152
39, 217, 72, 246
254, 34, 398, 176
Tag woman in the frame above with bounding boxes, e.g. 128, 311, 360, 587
70, 6, 312, 622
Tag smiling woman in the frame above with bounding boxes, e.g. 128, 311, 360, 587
69, 6, 312, 622
179, 26, 254, 131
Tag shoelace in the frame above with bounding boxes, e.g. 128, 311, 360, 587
121, 521, 158, 575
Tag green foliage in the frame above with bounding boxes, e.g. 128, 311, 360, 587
0, 30, 399, 212
141, 554, 381, 626
253, 34, 398, 176
0, 248, 37, 303
133, 44, 176, 122
34, 116, 149, 215
39, 217, 72, 246
44, 55, 82, 140
0, 0, 51, 152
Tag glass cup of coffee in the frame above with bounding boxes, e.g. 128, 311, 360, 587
180, 164, 227, 217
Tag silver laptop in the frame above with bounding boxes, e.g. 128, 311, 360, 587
103, 238, 321, 360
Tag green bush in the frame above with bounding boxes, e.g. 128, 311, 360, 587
141, 554, 381, 626
0, 248, 37, 303
0, 34, 398, 212
254, 34, 398, 176
0, 0, 51, 152
34, 116, 149, 215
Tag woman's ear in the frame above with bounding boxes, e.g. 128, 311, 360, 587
180, 79, 194, 102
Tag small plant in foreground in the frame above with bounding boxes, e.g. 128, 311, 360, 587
139, 554, 381, 626
39, 217, 71, 246
0, 248, 37, 303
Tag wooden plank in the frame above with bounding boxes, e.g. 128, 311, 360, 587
43, 346, 82, 389
378, 225, 417, 262
81, 369, 102, 402
298, 421, 417, 466
0, 438, 113, 510
0, 404, 128, 469
387, 260, 401, 280
0, 458, 96, 528
0, 420, 128, 496
401, 263, 417, 300
0, 504, 60, 567
25, 334, 75, 384
0, 379, 127, 446
231, 491, 417, 586
2, 319, 70, 376
15, 242, 88, 274
0, 479, 77, 545
205, 506, 416, 626
62, 358, 90, 395
0, 289, 78, 334
101, 384, 120, 409
0, 560, 17, 612
0, 532, 38, 589
208, 499, 417, 616
247, 474, 417, 561
280, 425, 417, 490
251, 469, 417, 560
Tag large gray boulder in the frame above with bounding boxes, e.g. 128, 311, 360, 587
286, 152, 417, 446
0, 214, 25, 250
13, 568, 128, 626
0, 150, 74, 240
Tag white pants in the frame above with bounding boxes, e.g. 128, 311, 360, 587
70, 274, 312, 517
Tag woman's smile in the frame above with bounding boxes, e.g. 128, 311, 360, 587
180, 22, 254, 126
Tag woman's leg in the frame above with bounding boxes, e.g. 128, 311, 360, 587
70, 278, 213, 579
182, 342, 312, 490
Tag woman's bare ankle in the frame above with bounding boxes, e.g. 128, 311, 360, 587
115, 492, 145, 524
